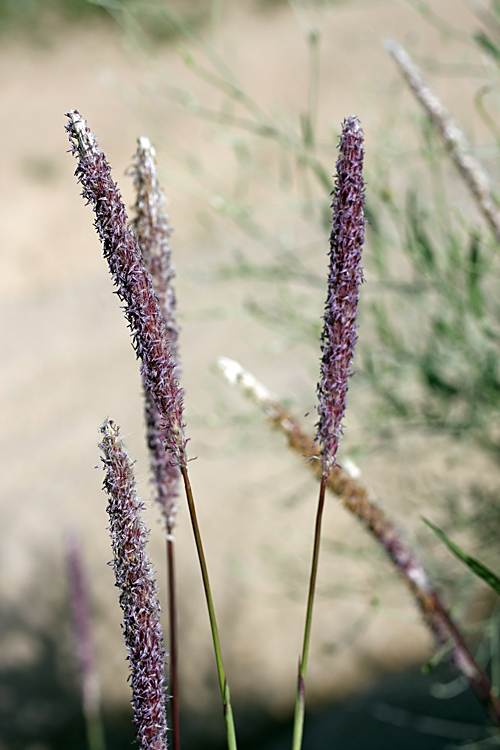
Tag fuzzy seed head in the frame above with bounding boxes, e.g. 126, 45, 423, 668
66, 110, 186, 468
99, 419, 168, 750
316, 116, 365, 475
131, 137, 181, 531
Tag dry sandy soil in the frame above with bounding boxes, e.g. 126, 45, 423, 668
0, 0, 497, 741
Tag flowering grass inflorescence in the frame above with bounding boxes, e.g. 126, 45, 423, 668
65, 104, 500, 750
130, 136, 182, 750
316, 116, 365, 476
131, 136, 181, 534
292, 116, 366, 750
99, 419, 168, 750
65, 110, 186, 469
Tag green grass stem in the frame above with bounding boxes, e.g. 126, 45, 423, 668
180, 465, 238, 750
291, 472, 327, 750
85, 714, 107, 750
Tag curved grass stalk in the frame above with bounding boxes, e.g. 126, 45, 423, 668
217, 356, 500, 727
387, 40, 500, 245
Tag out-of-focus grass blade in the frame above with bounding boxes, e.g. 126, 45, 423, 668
406, 190, 436, 273
468, 231, 484, 318
424, 518, 500, 596
474, 31, 500, 64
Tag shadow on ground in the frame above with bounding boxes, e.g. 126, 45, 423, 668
0, 606, 494, 750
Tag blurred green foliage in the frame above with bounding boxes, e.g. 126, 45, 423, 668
364, 123, 500, 457
0, 0, 110, 35
0, 0, 211, 44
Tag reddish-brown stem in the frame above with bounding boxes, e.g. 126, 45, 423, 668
166, 536, 180, 750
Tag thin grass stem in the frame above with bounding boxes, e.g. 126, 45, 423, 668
217, 357, 500, 727
292, 472, 328, 750
85, 716, 107, 750
180, 465, 238, 750
166, 538, 180, 750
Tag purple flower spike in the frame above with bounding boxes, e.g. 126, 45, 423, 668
132, 137, 179, 364
316, 116, 365, 476
66, 111, 186, 468
99, 419, 168, 750
131, 137, 180, 532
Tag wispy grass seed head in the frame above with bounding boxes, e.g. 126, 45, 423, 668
316, 116, 365, 476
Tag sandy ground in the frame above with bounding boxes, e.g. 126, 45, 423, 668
0, 0, 497, 734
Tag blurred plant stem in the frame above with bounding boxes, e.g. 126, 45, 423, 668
67, 533, 107, 750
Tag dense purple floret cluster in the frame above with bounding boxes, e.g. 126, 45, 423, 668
99, 419, 168, 750
66, 110, 186, 468
316, 116, 365, 475
132, 137, 181, 532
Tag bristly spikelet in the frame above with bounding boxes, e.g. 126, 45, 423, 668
131, 137, 180, 532
132, 137, 179, 363
66, 110, 186, 468
99, 419, 168, 750
316, 116, 365, 476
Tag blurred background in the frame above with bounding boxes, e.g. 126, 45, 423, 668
2, 0, 500, 747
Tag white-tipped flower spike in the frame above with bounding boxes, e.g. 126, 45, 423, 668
316, 116, 365, 476
99, 419, 168, 750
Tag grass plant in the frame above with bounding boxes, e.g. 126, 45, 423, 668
6, 1, 500, 747
64, 92, 500, 746
67, 109, 238, 750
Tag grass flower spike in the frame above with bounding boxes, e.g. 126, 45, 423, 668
131, 136, 182, 750
293, 117, 365, 750
316, 115, 365, 476
99, 419, 168, 750
65, 110, 186, 468
68, 111, 237, 750
131, 136, 180, 533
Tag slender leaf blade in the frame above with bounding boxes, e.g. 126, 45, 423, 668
423, 518, 500, 596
